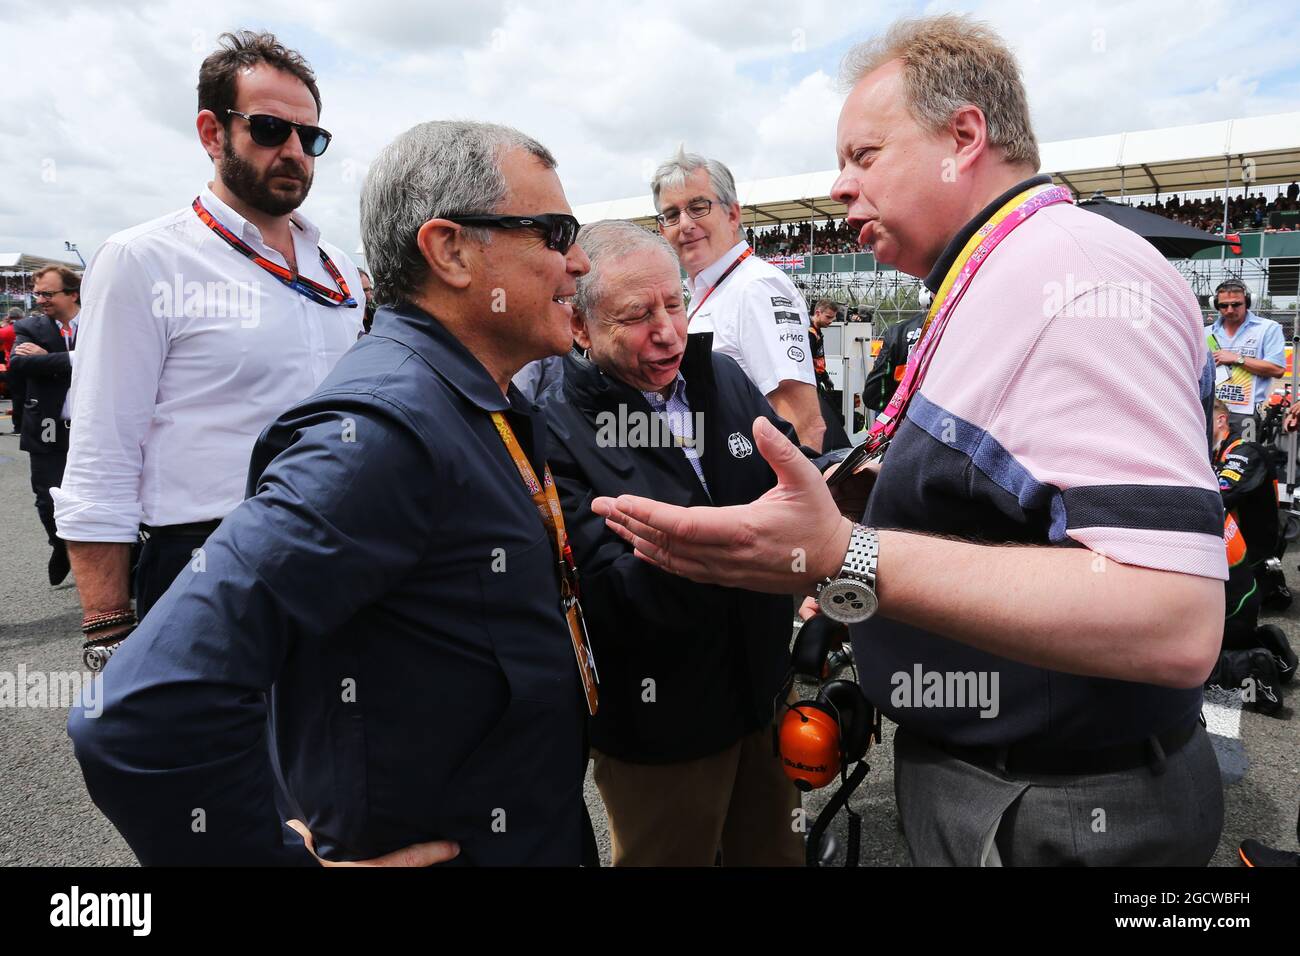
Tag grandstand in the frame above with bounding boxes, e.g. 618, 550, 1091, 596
573, 110, 1300, 331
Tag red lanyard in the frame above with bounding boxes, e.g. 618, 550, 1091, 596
688, 248, 753, 322
490, 411, 600, 715
192, 197, 357, 309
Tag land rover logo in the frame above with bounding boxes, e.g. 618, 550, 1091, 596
787, 345, 805, 362
728, 432, 754, 458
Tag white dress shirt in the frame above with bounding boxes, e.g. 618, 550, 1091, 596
60, 312, 78, 420
686, 240, 816, 397
53, 186, 364, 542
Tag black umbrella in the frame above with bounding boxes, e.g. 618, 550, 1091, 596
1076, 195, 1232, 259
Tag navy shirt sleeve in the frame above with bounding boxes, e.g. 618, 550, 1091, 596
67, 390, 438, 865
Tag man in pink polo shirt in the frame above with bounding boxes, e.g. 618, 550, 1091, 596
594, 14, 1227, 866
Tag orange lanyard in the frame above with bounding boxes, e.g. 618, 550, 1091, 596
490, 411, 599, 714
688, 248, 752, 322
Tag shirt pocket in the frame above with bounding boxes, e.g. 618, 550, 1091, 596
474, 532, 577, 706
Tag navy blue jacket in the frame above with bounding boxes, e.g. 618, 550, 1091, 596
9, 313, 72, 455
543, 337, 798, 762
68, 304, 589, 866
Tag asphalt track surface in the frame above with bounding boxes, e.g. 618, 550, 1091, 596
1, 399, 1296, 867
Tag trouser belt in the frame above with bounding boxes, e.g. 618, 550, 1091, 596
933, 717, 1200, 776
140, 520, 222, 539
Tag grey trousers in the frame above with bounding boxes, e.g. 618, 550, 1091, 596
894, 724, 1224, 866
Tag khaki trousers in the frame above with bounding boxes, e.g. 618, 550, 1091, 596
592, 725, 805, 867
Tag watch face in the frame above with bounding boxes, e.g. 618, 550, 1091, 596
819, 578, 878, 624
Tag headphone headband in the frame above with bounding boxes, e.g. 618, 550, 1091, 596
1213, 279, 1251, 311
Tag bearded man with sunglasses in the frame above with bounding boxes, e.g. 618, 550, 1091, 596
53, 31, 363, 653
71, 120, 600, 867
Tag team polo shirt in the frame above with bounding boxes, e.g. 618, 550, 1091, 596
853, 177, 1228, 749
686, 241, 817, 396
1208, 311, 1286, 416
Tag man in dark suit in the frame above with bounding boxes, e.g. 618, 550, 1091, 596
69, 120, 596, 867
542, 220, 813, 866
9, 265, 79, 584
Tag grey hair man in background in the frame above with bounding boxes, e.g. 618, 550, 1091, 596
70, 120, 597, 867
652, 148, 827, 451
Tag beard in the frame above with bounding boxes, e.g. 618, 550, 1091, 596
219, 138, 312, 217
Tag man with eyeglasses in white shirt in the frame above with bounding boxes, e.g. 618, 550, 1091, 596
652, 149, 826, 451
53, 30, 362, 665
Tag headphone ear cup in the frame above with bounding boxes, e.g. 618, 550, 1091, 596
818, 679, 874, 763
791, 614, 848, 679
778, 700, 842, 790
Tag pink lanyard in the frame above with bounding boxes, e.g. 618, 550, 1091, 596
860, 185, 1073, 457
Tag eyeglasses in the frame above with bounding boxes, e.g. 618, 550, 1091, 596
33, 289, 75, 300
444, 213, 581, 253
1216, 302, 1245, 310
655, 199, 714, 228
226, 110, 332, 157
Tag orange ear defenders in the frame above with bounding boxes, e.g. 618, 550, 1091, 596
775, 613, 880, 866
779, 680, 874, 790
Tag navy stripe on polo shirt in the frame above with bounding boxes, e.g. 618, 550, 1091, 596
851, 196, 1227, 750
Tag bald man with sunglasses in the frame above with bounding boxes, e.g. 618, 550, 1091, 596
53, 31, 362, 657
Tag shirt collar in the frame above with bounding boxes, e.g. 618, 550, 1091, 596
687, 240, 750, 296
199, 184, 321, 251
1211, 310, 1260, 337
640, 371, 689, 408
923, 174, 1053, 294
370, 301, 513, 413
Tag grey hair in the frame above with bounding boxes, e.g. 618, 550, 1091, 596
573, 220, 679, 321
360, 120, 557, 305
651, 145, 740, 215
838, 14, 1040, 170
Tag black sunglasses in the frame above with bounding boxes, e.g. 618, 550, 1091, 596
444, 214, 580, 253
226, 110, 332, 157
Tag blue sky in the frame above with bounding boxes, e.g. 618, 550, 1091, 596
3, 0, 1298, 264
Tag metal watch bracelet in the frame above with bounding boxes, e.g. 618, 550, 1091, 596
816, 523, 880, 624
82, 626, 135, 672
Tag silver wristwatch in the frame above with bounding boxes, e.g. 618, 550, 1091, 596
816, 523, 880, 624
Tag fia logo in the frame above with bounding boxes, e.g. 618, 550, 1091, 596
727, 432, 754, 459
